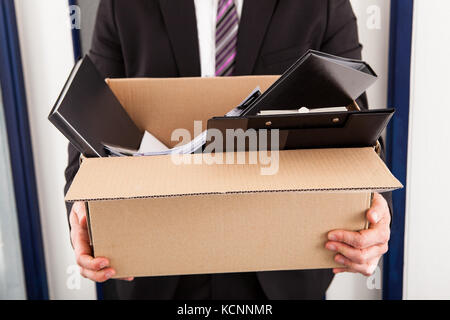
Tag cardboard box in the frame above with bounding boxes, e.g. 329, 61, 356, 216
65, 76, 402, 278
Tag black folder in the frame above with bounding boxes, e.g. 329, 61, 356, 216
48, 55, 143, 157
207, 108, 394, 151
241, 50, 377, 116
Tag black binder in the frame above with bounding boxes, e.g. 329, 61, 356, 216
48, 55, 143, 157
241, 50, 378, 116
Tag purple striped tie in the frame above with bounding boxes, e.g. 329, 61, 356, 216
215, 0, 239, 76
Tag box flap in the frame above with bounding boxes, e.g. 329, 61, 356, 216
66, 147, 402, 202
106, 76, 278, 148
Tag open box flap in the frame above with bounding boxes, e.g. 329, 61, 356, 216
106, 76, 279, 148
65, 147, 403, 202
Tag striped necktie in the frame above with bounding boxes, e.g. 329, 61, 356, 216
215, 0, 239, 76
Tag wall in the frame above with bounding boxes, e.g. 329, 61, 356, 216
351, 0, 391, 110
403, 0, 450, 299
14, 0, 96, 299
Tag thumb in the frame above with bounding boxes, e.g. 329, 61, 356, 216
73, 202, 87, 225
367, 210, 380, 225
366, 193, 388, 226
78, 214, 87, 229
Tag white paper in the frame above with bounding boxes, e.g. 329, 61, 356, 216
138, 131, 169, 153
105, 130, 207, 157
258, 106, 348, 116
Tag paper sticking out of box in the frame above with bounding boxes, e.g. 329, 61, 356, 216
105, 130, 207, 157
258, 106, 348, 116
138, 130, 169, 153
104, 130, 170, 156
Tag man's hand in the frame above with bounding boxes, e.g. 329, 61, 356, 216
69, 201, 134, 282
325, 193, 390, 276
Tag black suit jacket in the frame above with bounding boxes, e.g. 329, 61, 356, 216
65, 0, 381, 300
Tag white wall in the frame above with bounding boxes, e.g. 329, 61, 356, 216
327, 0, 391, 300
351, 0, 391, 109
14, 0, 96, 300
403, 0, 450, 300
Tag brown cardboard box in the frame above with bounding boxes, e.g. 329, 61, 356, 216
65, 76, 402, 278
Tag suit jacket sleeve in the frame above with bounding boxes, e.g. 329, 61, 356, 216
64, 0, 126, 216
320, 0, 393, 219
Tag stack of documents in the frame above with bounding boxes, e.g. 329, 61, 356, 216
258, 106, 348, 116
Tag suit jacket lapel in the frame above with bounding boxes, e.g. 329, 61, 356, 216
159, 0, 201, 77
234, 0, 278, 75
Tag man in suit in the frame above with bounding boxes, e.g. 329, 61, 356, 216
66, 0, 392, 299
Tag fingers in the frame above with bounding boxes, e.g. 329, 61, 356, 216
71, 222, 115, 279
70, 201, 95, 259
325, 193, 390, 276
326, 241, 388, 265
72, 230, 116, 281
80, 267, 116, 283
76, 254, 110, 271
69, 202, 89, 251
69, 207, 80, 230
333, 254, 379, 276
70, 215, 92, 257
328, 194, 391, 249
69, 202, 117, 282
328, 228, 388, 249
71, 201, 87, 225
366, 193, 390, 227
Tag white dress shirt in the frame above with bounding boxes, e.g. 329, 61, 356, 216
194, 0, 244, 77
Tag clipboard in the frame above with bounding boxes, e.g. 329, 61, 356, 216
206, 107, 394, 152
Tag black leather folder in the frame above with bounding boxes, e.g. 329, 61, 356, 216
207, 109, 394, 151
241, 50, 378, 116
48, 55, 143, 157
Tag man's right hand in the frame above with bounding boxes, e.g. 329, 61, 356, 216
69, 201, 134, 282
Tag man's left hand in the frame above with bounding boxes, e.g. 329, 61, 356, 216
325, 192, 391, 276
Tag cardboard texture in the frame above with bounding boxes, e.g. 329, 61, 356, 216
66, 75, 402, 278
106, 76, 278, 148
66, 148, 401, 202
88, 193, 371, 278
